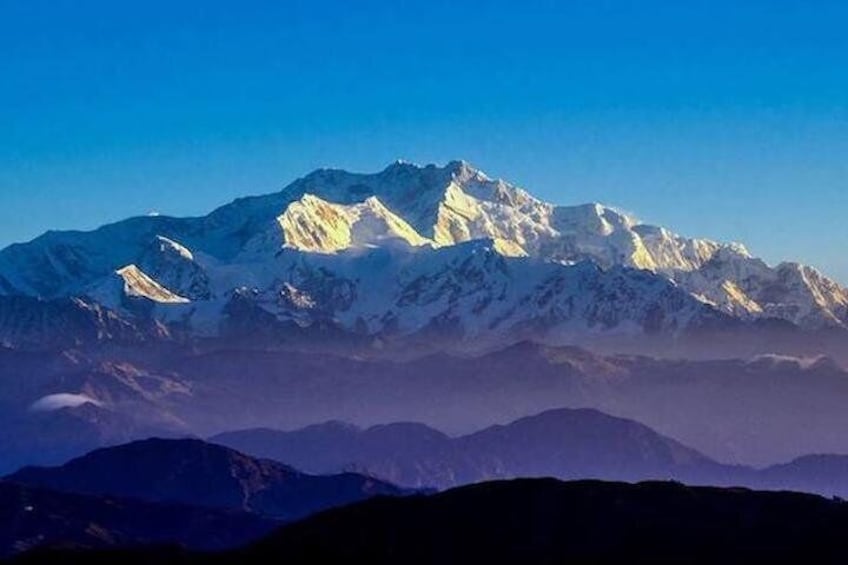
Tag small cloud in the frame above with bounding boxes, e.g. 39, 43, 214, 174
29, 393, 102, 412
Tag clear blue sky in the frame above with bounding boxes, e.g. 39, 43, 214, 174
1, 0, 846, 282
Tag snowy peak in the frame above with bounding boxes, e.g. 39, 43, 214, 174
282, 161, 456, 238
770, 262, 848, 327
276, 194, 432, 253
277, 161, 750, 280
280, 160, 546, 248
138, 236, 211, 300
545, 203, 750, 274
677, 249, 848, 328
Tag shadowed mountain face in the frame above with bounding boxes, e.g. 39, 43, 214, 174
213, 408, 742, 490
0, 481, 275, 559
13, 479, 848, 565
6, 438, 410, 521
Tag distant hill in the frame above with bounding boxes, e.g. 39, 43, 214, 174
757, 454, 848, 498
213, 407, 744, 489
7, 438, 410, 521
215, 408, 848, 499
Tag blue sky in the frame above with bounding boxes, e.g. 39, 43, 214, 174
1, 0, 846, 281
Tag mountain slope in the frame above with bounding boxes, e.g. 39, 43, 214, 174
6, 438, 409, 521
0, 295, 167, 349
277, 194, 431, 252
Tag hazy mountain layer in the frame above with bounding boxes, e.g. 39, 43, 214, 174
4, 343, 848, 473
213, 408, 733, 490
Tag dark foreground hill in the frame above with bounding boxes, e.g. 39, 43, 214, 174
6, 438, 409, 521
11, 478, 848, 564
0, 481, 274, 559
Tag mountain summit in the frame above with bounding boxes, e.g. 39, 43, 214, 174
0, 161, 845, 349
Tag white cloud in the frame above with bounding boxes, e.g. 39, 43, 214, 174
29, 393, 102, 412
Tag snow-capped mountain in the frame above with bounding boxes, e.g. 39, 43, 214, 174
0, 160, 845, 348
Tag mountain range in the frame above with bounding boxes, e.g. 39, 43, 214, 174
10, 408, 848, 503
214, 408, 848, 499
5, 420, 848, 559
0, 160, 845, 353
213, 408, 735, 490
